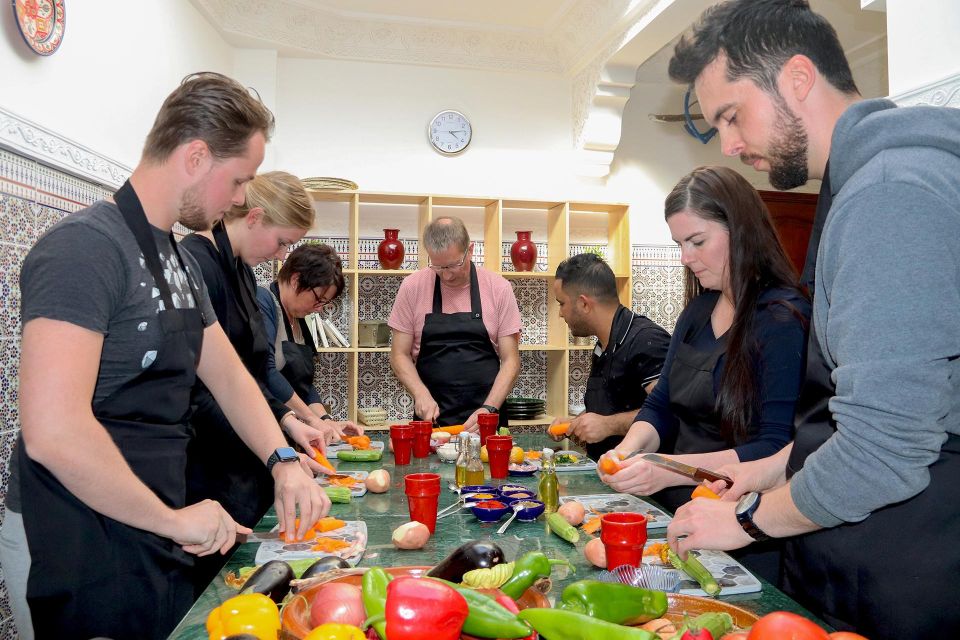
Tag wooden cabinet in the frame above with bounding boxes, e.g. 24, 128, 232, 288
306, 190, 630, 427
759, 190, 818, 276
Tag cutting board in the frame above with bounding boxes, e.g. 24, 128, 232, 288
561, 493, 672, 529
326, 440, 386, 454
316, 470, 368, 497
254, 520, 367, 566
643, 542, 762, 596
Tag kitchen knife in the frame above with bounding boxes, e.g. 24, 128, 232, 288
641, 453, 733, 486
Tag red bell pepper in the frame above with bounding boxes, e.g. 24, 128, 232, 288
495, 594, 538, 640
384, 577, 468, 640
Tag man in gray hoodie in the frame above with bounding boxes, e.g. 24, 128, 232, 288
662, 2, 960, 638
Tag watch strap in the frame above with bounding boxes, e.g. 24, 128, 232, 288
319, 414, 333, 421
266, 447, 299, 472
736, 492, 772, 542
481, 404, 499, 414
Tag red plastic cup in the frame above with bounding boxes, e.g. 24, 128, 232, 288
485, 434, 513, 480
410, 420, 433, 458
390, 424, 414, 465
404, 472, 441, 533
600, 512, 648, 570
477, 412, 499, 445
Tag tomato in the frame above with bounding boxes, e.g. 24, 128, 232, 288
828, 633, 870, 640
747, 612, 829, 640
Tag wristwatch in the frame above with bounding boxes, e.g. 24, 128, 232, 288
319, 414, 333, 421
735, 491, 771, 542
481, 404, 499, 414
266, 446, 299, 472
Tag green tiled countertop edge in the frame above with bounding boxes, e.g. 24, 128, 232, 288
168, 433, 826, 638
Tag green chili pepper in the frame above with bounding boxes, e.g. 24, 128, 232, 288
499, 551, 574, 600
427, 578, 534, 639
361, 567, 391, 640
557, 580, 668, 626
516, 608, 657, 640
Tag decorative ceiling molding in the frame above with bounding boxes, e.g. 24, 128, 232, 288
0, 105, 131, 189
891, 73, 960, 109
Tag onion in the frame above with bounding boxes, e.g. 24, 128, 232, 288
365, 469, 391, 493
309, 582, 366, 628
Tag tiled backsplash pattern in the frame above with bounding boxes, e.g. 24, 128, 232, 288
0, 148, 683, 634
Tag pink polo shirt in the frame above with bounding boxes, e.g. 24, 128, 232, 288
388, 264, 522, 361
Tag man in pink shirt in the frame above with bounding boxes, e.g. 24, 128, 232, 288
389, 216, 521, 431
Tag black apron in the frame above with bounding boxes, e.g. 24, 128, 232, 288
584, 306, 651, 461
19, 180, 204, 640
651, 295, 783, 584
187, 223, 274, 530
270, 281, 318, 402
415, 263, 501, 426
782, 168, 960, 639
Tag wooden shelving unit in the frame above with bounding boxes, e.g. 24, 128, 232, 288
306, 190, 629, 425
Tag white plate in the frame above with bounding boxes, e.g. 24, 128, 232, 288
527, 450, 598, 473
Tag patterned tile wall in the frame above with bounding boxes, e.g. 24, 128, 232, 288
511, 279, 548, 345
0, 148, 115, 634
356, 352, 414, 422
631, 245, 684, 332
312, 352, 350, 420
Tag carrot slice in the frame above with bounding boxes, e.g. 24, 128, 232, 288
547, 423, 570, 437
691, 484, 721, 500
644, 542, 666, 557
346, 435, 371, 450
311, 450, 335, 471
310, 537, 350, 553
581, 517, 602, 535
598, 457, 620, 475
315, 517, 346, 533
433, 425, 464, 435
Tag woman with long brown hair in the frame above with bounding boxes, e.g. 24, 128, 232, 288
601, 166, 809, 519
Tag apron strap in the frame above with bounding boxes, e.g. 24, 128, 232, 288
114, 180, 201, 314
431, 261, 483, 319
212, 221, 259, 325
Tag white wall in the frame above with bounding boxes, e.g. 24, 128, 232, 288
886, 0, 960, 95
272, 58, 579, 201
0, 0, 233, 167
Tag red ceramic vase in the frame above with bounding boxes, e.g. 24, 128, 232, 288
510, 231, 537, 272
377, 228, 405, 269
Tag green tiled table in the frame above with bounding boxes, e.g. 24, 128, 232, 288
169, 433, 823, 638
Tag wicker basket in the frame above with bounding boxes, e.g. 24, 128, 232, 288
301, 176, 359, 191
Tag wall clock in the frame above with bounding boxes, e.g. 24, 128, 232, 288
12, 0, 65, 56
428, 110, 472, 155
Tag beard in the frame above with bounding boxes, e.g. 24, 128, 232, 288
742, 99, 809, 191
178, 184, 212, 232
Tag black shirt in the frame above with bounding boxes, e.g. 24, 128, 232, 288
584, 305, 671, 460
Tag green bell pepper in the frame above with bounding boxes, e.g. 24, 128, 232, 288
361, 567, 391, 640
427, 578, 533, 639
516, 608, 657, 640
557, 580, 668, 626
499, 551, 574, 600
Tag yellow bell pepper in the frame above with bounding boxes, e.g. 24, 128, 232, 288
205, 593, 280, 640
303, 623, 367, 640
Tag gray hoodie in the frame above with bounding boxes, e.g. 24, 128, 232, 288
790, 98, 960, 528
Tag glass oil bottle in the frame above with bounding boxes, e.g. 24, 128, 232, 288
538, 448, 559, 513
455, 432, 471, 487
465, 434, 486, 485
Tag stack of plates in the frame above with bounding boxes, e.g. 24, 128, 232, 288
504, 397, 545, 420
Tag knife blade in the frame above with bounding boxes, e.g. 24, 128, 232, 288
641, 453, 733, 486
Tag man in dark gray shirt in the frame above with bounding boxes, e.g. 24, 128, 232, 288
0, 72, 329, 640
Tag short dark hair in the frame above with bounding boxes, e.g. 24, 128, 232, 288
669, 0, 858, 96
278, 244, 345, 299
143, 72, 276, 162
555, 253, 619, 304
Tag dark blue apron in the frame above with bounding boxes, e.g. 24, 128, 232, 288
415, 263, 501, 426
19, 180, 205, 640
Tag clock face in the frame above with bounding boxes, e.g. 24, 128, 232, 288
429, 110, 472, 155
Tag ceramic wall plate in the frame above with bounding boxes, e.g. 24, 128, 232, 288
13, 0, 65, 55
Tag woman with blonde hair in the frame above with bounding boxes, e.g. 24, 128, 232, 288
180, 171, 356, 590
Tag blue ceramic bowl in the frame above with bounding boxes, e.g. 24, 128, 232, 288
496, 484, 528, 496
461, 484, 495, 495
507, 498, 546, 522
471, 500, 512, 523
499, 490, 537, 502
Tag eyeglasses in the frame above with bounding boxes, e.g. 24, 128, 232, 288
310, 288, 334, 310
427, 247, 470, 272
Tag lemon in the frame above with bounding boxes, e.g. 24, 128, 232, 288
510, 446, 524, 464
480, 445, 489, 462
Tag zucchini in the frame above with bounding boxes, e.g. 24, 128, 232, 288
337, 449, 383, 462
547, 512, 580, 544
665, 548, 720, 597
323, 486, 352, 503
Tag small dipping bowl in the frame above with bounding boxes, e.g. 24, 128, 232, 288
499, 490, 537, 502
436, 443, 459, 463
461, 485, 496, 495
471, 499, 512, 523
506, 498, 545, 522
497, 484, 528, 496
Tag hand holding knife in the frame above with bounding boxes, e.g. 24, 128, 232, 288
641, 453, 733, 487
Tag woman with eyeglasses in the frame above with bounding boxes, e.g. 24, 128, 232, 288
257, 243, 361, 445
180, 171, 338, 592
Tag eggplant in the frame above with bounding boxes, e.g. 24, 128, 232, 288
300, 555, 351, 580
239, 559, 294, 603
426, 539, 506, 583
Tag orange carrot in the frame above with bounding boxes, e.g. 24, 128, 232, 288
547, 423, 570, 437
643, 542, 666, 557
598, 457, 621, 475
581, 517, 602, 535
691, 484, 721, 500
311, 450, 335, 471
346, 435, 371, 450
433, 425, 465, 435
315, 517, 346, 533
310, 537, 350, 553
